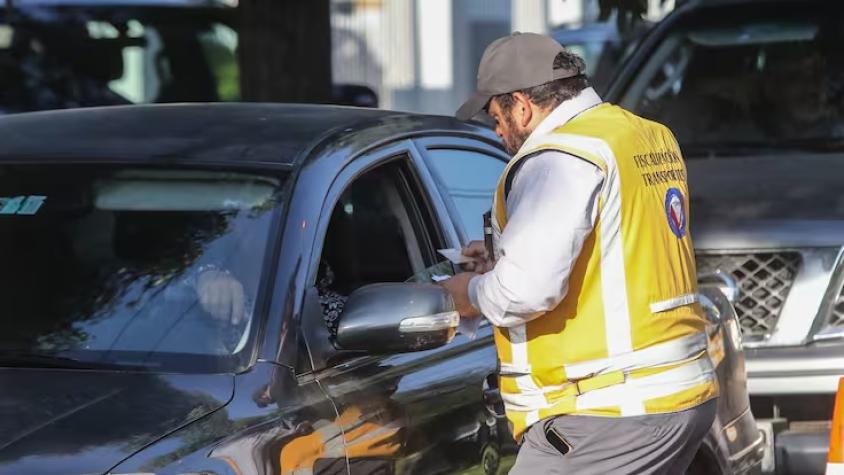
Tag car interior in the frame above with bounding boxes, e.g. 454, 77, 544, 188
302, 159, 445, 369
319, 162, 429, 297
0, 167, 278, 360
621, 18, 844, 151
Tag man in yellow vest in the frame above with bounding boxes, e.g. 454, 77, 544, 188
441, 32, 718, 474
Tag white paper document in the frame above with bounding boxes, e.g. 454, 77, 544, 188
437, 248, 473, 265
458, 317, 482, 340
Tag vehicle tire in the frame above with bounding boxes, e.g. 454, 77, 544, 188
481, 443, 501, 475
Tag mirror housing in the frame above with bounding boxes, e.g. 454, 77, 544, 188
335, 283, 459, 354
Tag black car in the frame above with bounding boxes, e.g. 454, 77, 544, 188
0, 104, 761, 474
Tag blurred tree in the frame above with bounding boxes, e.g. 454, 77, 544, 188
238, 0, 332, 103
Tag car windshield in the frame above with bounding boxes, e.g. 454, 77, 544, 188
0, 5, 238, 113
619, 10, 844, 156
0, 166, 283, 372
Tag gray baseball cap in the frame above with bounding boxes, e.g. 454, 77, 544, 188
456, 32, 583, 121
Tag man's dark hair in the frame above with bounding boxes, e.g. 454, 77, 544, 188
493, 50, 590, 112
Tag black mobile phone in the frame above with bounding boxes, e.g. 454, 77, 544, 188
483, 210, 494, 260
544, 426, 573, 456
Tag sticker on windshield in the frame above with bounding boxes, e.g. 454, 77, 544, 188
0, 195, 47, 215
664, 188, 686, 238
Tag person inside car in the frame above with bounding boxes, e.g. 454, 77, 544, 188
70, 209, 249, 327
316, 260, 348, 339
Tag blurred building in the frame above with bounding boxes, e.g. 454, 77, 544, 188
330, 0, 676, 116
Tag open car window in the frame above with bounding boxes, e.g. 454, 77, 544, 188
315, 158, 444, 338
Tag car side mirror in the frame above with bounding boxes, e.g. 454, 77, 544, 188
335, 283, 459, 354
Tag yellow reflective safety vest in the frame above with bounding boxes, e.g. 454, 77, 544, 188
491, 102, 719, 440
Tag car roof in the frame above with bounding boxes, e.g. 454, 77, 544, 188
0, 103, 497, 167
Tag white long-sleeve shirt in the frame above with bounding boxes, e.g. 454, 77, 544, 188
467, 88, 604, 329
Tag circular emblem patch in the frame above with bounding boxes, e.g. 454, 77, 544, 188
664, 188, 687, 238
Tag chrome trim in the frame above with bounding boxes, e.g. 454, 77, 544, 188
406, 139, 463, 248
722, 406, 754, 436
810, 247, 844, 341
712, 270, 739, 304
770, 248, 842, 346
729, 430, 766, 465
745, 350, 844, 377
747, 374, 841, 395
697, 292, 721, 325
399, 311, 460, 333
813, 327, 844, 342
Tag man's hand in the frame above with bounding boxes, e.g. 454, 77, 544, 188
461, 240, 495, 274
439, 272, 481, 318
196, 270, 246, 325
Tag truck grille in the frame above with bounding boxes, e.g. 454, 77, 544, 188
825, 289, 844, 328
696, 252, 802, 338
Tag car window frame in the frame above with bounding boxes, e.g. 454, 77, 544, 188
307, 140, 453, 286
412, 136, 509, 246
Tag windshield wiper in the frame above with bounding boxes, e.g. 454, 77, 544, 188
0, 352, 147, 371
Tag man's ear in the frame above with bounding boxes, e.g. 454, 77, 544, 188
511, 92, 533, 128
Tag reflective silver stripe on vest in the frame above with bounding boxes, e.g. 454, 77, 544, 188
563, 331, 708, 380
573, 356, 716, 411
650, 293, 699, 313
500, 355, 715, 412
499, 362, 532, 375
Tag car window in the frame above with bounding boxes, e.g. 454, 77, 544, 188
619, 12, 844, 156
427, 148, 506, 241
0, 166, 283, 372
0, 7, 238, 113
316, 159, 441, 336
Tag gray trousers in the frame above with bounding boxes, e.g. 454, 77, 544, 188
509, 399, 717, 475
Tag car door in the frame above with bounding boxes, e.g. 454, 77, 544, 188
412, 137, 518, 473
298, 140, 508, 474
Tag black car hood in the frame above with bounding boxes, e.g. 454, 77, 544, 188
687, 152, 844, 223
0, 368, 234, 475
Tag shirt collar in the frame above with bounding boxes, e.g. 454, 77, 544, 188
527, 87, 603, 141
